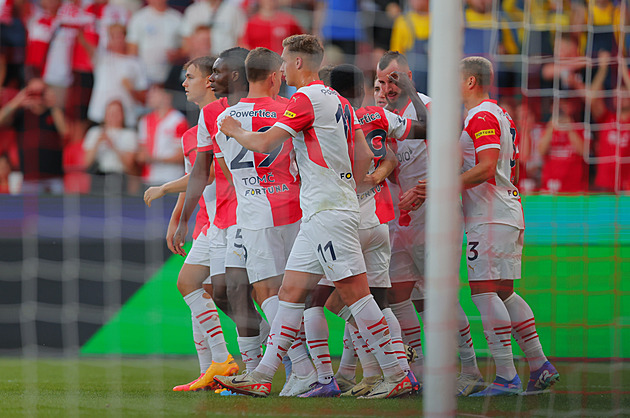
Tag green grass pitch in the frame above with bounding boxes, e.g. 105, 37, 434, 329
1, 358, 628, 417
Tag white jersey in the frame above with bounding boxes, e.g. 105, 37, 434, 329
214, 97, 302, 230
460, 99, 524, 230
391, 93, 431, 226
274, 81, 360, 221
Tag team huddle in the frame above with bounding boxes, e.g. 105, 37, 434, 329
143, 34, 559, 399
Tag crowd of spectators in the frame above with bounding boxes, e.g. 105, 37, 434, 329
0, 0, 628, 195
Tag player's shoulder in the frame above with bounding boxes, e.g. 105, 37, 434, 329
465, 101, 502, 127
275, 96, 290, 105
417, 92, 431, 105
203, 97, 229, 118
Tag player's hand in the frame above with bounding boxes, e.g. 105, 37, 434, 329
598, 49, 611, 66
172, 223, 188, 257
399, 180, 426, 211
388, 71, 416, 95
165, 221, 178, 254
144, 186, 164, 207
219, 116, 242, 138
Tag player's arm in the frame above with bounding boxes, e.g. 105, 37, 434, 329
460, 148, 499, 190
388, 71, 428, 139
364, 144, 397, 187
172, 150, 213, 256
144, 173, 190, 207
354, 128, 374, 193
220, 117, 290, 153
166, 192, 185, 254
513, 158, 520, 185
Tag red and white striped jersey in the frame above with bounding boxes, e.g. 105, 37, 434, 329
460, 99, 524, 230
389, 93, 431, 226
214, 97, 301, 229
25, 10, 57, 71
183, 126, 215, 239
138, 109, 188, 185
355, 106, 411, 229
274, 81, 360, 221
197, 97, 237, 229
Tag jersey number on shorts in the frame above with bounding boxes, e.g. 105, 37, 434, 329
317, 240, 337, 263
365, 129, 387, 168
335, 104, 352, 139
467, 241, 479, 261
230, 126, 282, 170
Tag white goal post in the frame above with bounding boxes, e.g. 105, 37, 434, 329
424, 0, 463, 416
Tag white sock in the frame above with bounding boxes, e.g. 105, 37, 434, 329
348, 323, 381, 378
184, 288, 229, 363
504, 292, 548, 371
289, 323, 316, 377
256, 301, 304, 381
390, 298, 423, 380
349, 295, 404, 381
259, 317, 270, 348
456, 303, 481, 377
261, 295, 279, 325
382, 307, 410, 373
304, 307, 333, 384
472, 292, 517, 381
336, 323, 357, 380
237, 335, 263, 371
192, 314, 212, 373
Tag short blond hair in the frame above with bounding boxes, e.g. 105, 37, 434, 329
282, 34, 324, 69
460, 56, 494, 91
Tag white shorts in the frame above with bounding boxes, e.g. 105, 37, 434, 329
318, 222, 391, 288
286, 210, 366, 282
208, 224, 247, 277
389, 222, 425, 284
185, 230, 211, 267
242, 221, 301, 284
465, 223, 523, 281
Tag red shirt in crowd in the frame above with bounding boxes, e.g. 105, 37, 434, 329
540, 129, 588, 193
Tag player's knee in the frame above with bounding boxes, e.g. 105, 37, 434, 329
371, 288, 388, 310
278, 283, 308, 304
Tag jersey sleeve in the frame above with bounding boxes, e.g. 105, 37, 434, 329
273, 92, 315, 137
383, 108, 412, 140
465, 111, 502, 152
197, 110, 214, 152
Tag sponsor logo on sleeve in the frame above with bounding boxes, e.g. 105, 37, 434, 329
475, 129, 495, 139
284, 110, 296, 118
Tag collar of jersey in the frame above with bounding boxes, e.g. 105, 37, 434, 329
240, 96, 276, 104
308, 80, 325, 87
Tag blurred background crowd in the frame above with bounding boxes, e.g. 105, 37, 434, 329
0, 0, 628, 196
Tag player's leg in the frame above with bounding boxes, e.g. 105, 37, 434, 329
298, 284, 339, 397
325, 289, 382, 395
189, 227, 241, 391
388, 225, 426, 382
243, 224, 316, 391
175, 231, 231, 391
496, 230, 558, 393
467, 224, 521, 397
213, 224, 326, 396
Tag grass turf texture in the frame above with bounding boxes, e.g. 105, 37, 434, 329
1, 358, 628, 417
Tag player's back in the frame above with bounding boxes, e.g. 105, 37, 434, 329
215, 97, 301, 229
274, 81, 359, 220
460, 99, 524, 230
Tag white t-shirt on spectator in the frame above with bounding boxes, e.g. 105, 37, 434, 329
127, 6, 182, 83
87, 49, 149, 127
179, 0, 244, 55
83, 126, 138, 173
